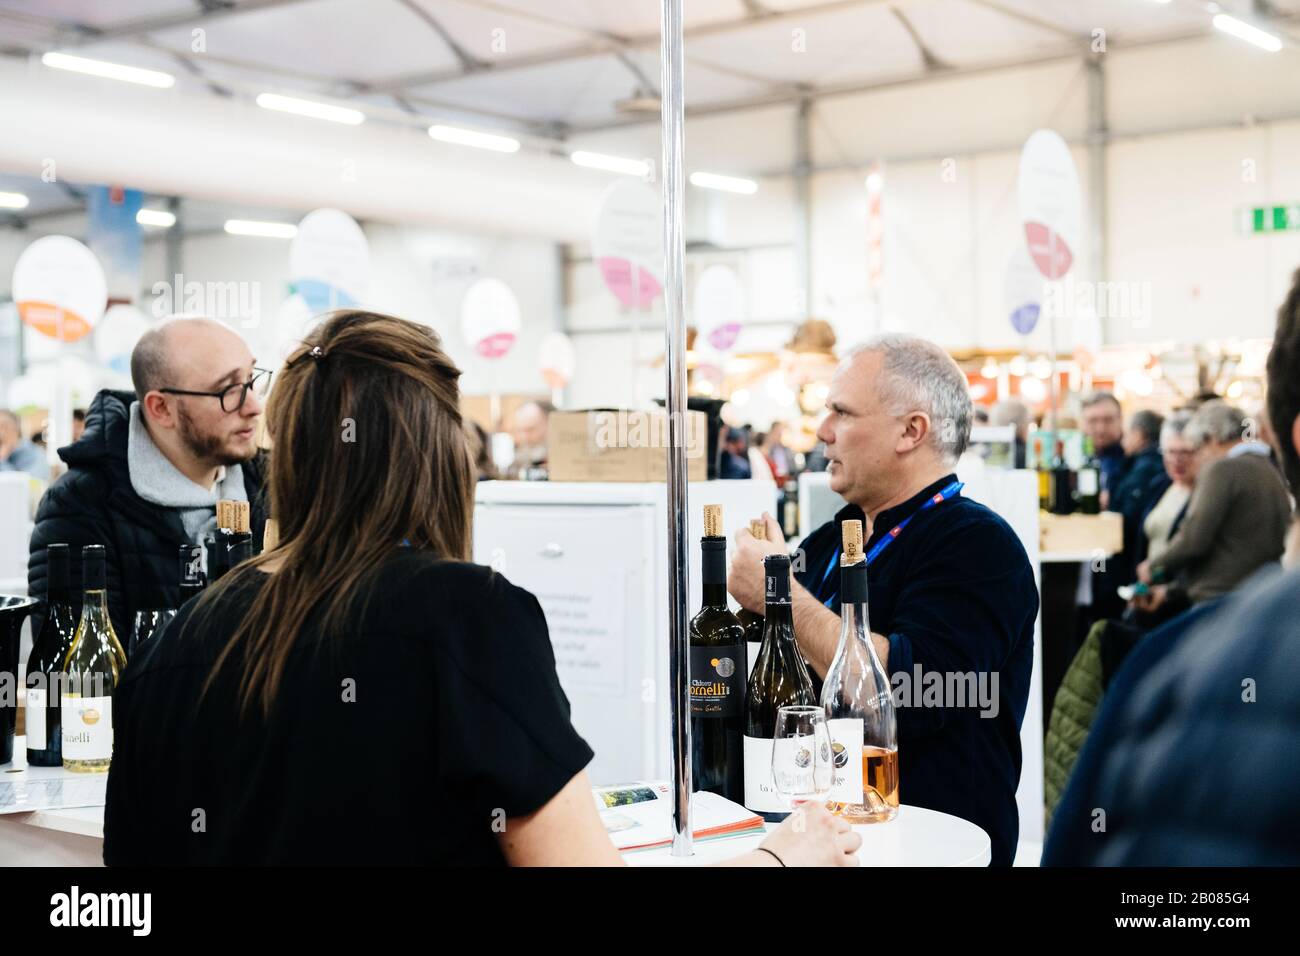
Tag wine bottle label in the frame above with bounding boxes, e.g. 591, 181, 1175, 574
743, 735, 787, 813
690, 645, 744, 717
61, 696, 113, 762
1077, 469, 1098, 495
26, 688, 47, 749
825, 717, 864, 803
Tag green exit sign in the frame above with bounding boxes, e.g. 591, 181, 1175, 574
1241, 204, 1300, 234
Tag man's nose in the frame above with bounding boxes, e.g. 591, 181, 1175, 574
816, 416, 833, 445
242, 391, 265, 417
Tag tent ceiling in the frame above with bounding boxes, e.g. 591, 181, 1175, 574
3, 0, 1299, 139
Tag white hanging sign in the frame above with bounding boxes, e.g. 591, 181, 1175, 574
1017, 130, 1083, 281
592, 179, 663, 309
289, 208, 370, 313
460, 278, 521, 359
12, 236, 107, 342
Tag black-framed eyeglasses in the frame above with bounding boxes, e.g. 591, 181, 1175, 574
158, 368, 272, 413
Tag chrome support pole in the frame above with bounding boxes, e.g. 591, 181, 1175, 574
659, 0, 692, 858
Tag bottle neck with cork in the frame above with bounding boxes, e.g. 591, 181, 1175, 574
700, 504, 728, 608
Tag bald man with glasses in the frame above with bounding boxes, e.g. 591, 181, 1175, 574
28, 317, 270, 641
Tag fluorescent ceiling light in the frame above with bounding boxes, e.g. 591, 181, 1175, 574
570, 150, 650, 177
1212, 14, 1282, 52
0, 191, 30, 210
137, 208, 175, 228
689, 171, 758, 195
255, 93, 365, 126
41, 51, 175, 88
428, 124, 520, 153
224, 219, 297, 239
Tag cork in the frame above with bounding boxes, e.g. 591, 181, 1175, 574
703, 504, 723, 538
841, 519, 864, 564
749, 518, 766, 542
217, 500, 234, 531
232, 500, 251, 535
262, 518, 279, 552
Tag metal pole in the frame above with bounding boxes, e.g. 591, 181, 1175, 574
659, 0, 692, 858
794, 96, 813, 318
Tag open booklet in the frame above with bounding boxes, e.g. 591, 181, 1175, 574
593, 781, 767, 853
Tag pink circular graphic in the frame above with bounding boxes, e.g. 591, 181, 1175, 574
1023, 222, 1074, 280
475, 332, 517, 359
598, 257, 662, 309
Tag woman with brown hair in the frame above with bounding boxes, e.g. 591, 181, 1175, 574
104, 310, 858, 867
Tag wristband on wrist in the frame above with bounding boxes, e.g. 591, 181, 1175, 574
756, 847, 786, 867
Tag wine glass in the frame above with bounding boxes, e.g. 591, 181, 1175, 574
770, 705, 834, 813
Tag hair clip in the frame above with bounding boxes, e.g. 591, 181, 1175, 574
309, 345, 325, 360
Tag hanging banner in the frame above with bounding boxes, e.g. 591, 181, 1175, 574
865, 165, 885, 292
12, 236, 107, 342
693, 264, 744, 352
86, 185, 144, 303
289, 208, 370, 313
1017, 130, 1082, 280
460, 277, 521, 359
1003, 246, 1043, 336
592, 179, 663, 309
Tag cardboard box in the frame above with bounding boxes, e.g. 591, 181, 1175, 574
548, 409, 708, 483
1039, 511, 1123, 557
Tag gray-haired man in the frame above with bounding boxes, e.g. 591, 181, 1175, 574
727, 334, 1038, 866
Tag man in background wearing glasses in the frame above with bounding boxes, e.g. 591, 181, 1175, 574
28, 316, 270, 640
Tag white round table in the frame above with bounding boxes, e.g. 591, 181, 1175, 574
626, 805, 991, 867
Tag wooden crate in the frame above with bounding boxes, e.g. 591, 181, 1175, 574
1039, 511, 1123, 558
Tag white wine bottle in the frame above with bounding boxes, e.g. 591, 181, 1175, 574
743, 552, 816, 821
61, 545, 126, 773
820, 520, 898, 822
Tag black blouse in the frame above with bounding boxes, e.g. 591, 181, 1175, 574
103, 552, 593, 865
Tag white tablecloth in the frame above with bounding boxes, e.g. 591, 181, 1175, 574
626, 804, 990, 866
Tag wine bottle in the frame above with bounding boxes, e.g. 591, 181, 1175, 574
208, 500, 235, 582
227, 500, 254, 569
743, 552, 816, 821
1049, 439, 1075, 515
1076, 437, 1101, 515
1034, 437, 1050, 511
820, 520, 899, 823
780, 481, 799, 539
25, 544, 79, 766
690, 505, 748, 804
61, 545, 126, 773
735, 519, 765, 645
179, 544, 205, 604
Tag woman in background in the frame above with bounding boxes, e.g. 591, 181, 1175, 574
104, 310, 858, 867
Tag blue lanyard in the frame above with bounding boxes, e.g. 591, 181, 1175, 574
818, 481, 964, 608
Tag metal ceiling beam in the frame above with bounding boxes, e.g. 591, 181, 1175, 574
965, 0, 1087, 42
355, 0, 896, 96
49, 0, 317, 45
563, 23, 1222, 133
395, 0, 484, 73
889, 4, 950, 72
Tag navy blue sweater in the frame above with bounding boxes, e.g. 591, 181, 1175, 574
796, 474, 1038, 866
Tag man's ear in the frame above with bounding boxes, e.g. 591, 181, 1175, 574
141, 391, 175, 429
1291, 414, 1300, 469
895, 411, 931, 454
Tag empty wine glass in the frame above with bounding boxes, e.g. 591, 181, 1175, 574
770, 705, 834, 813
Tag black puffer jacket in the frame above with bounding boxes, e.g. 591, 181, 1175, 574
27, 389, 267, 639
